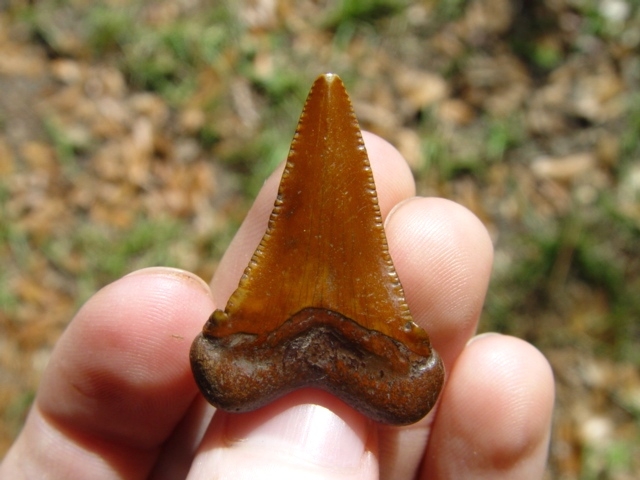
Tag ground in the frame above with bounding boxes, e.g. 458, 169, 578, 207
1, 1, 639, 478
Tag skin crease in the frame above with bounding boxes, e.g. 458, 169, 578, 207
0, 132, 555, 480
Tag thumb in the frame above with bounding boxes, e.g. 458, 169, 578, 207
186, 389, 378, 480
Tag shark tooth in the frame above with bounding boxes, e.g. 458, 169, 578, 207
190, 73, 444, 425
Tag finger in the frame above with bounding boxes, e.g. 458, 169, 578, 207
385, 197, 493, 368
0, 268, 215, 479
377, 198, 494, 479
422, 334, 554, 479
187, 389, 378, 480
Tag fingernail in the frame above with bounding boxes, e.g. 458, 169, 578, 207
125, 267, 211, 295
466, 332, 501, 346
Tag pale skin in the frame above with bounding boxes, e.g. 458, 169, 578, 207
0, 132, 554, 479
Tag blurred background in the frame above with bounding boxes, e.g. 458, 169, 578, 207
0, 0, 639, 477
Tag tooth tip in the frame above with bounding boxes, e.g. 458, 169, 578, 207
317, 72, 341, 85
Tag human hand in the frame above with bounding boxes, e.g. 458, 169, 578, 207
0, 132, 554, 479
